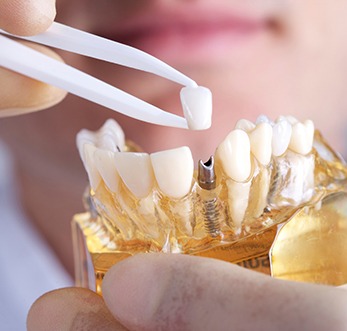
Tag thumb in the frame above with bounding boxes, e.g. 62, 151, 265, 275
0, 0, 56, 36
27, 288, 128, 331
0, 41, 67, 117
102, 254, 347, 331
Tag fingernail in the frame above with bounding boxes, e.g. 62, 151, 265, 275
102, 254, 170, 328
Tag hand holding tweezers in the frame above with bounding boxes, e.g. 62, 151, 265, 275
0, 22, 200, 129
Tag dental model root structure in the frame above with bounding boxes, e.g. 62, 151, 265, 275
76, 115, 347, 254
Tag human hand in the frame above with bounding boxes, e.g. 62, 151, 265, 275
27, 253, 347, 331
0, 0, 67, 117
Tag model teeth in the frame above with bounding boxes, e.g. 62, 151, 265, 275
77, 115, 326, 248
234, 119, 255, 132
255, 115, 273, 125
77, 119, 125, 153
114, 152, 154, 199
94, 149, 120, 193
82, 144, 101, 191
150, 147, 194, 199
226, 180, 251, 232
247, 168, 271, 219
216, 129, 251, 182
180, 86, 212, 130
272, 119, 292, 157
286, 115, 299, 124
249, 122, 273, 166
97, 119, 125, 151
289, 120, 314, 155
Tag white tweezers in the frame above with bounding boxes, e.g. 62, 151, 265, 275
0, 22, 198, 129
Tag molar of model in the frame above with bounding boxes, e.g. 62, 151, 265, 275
114, 152, 154, 199
234, 119, 255, 132
255, 115, 273, 125
216, 129, 251, 182
150, 146, 194, 199
289, 120, 314, 155
272, 119, 292, 156
284, 115, 299, 125
249, 122, 273, 166
180, 86, 212, 130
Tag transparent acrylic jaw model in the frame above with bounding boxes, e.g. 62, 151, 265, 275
72, 121, 347, 294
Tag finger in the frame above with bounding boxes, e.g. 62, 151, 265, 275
0, 0, 56, 36
103, 254, 347, 331
0, 40, 67, 117
27, 287, 128, 331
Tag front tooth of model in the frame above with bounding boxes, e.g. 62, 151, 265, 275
289, 120, 315, 155
180, 86, 212, 130
114, 152, 154, 199
82, 143, 101, 191
150, 146, 194, 199
235, 119, 256, 132
99, 119, 125, 151
249, 122, 273, 166
76, 130, 95, 163
94, 149, 120, 193
98, 132, 122, 152
272, 119, 292, 156
216, 129, 251, 182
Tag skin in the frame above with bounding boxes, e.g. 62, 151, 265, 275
1, 0, 347, 330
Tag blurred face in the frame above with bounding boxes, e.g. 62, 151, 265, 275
2, 0, 347, 273
53, 0, 347, 156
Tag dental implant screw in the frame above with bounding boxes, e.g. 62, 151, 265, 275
198, 156, 222, 238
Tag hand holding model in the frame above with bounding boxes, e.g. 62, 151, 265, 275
1, 1, 347, 330
27, 254, 347, 331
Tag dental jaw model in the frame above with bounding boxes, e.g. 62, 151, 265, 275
73, 116, 347, 294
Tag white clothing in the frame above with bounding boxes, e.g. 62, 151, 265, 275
0, 142, 72, 331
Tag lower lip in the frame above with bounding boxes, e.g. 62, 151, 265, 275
105, 21, 268, 64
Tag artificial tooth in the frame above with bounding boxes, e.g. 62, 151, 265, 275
269, 151, 315, 206
94, 149, 120, 193
216, 129, 251, 182
247, 168, 271, 218
255, 115, 273, 125
82, 143, 101, 191
226, 179, 251, 232
272, 119, 292, 157
289, 120, 314, 155
114, 152, 154, 199
137, 196, 161, 239
180, 86, 212, 130
234, 119, 255, 132
249, 122, 273, 166
150, 146, 194, 199
97, 132, 122, 152
76, 130, 95, 163
284, 115, 299, 125
98, 119, 125, 151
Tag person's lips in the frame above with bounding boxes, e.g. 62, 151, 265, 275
96, 6, 274, 64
